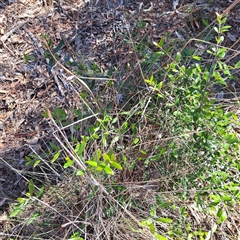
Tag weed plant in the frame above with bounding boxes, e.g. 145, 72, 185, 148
4, 13, 240, 240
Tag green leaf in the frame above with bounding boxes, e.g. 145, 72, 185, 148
217, 47, 226, 58
26, 212, 40, 226
48, 38, 53, 46
154, 233, 168, 240
28, 179, 35, 196
217, 61, 223, 70
98, 161, 107, 168
9, 207, 24, 218
49, 142, 60, 151
33, 160, 41, 168
48, 57, 55, 70
112, 117, 118, 124
102, 153, 110, 162
96, 149, 101, 160
133, 137, 139, 144
110, 161, 122, 170
157, 81, 163, 90
53, 39, 64, 53
156, 217, 173, 223
96, 166, 104, 171
223, 68, 230, 76
64, 160, 74, 168
23, 54, 35, 63
110, 153, 116, 162
220, 195, 232, 202
52, 107, 67, 120
213, 71, 227, 85
220, 25, 231, 32
192, 55, 202, 61
149, 222, 155, 234
225, 135, 239, 144
76, 170, 85, 176
202, 18, 209, 27
221, 16, 227, 24
68, 231, 83, 240
75, 141, 87, 156
25, 156, 32, 162
92, 133, 100, 139
138, 20, 147, 28
217, 208, 227, 224
17, 198, 28, 204
234, 61, 240, 68
51, 151, 60, 163
186, 222, 191, 232
175, 52, 181, 62
216, 36, 224, 44
86, 160, 98, 167
141, 218, 152, 226
36, 186, 45, 198
159, 37, 164, 48
205, 33, 214, 41
104, 165, 114, 175
216, 13, 222, 23
213, 26, 219, 33
120, 110, 131, 115
145, 75, 155, 86
121, 121, 128, 133
150, 206, 156, 217
64, 157, 74, 168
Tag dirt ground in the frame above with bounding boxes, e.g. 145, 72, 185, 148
0, 0, 239, 212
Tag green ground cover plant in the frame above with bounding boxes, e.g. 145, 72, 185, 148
6, 13, 240, 240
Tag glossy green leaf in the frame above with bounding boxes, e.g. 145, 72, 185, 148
234, 61, 240, 68
214, 26, 219, 33
33, 160, 41, 168
104, 166, 114, 175
156, 217, 173, 223
110, 153, 116, 162
159, 37, 164, 47
154, 233, 168, 240
192, 55, 202, 61
102, 153, 110, 162
149, 222, 155, 233
86, 160, 98, 167
133, 137, 139, 144
150, 206, 156, 217
51, 151, 60, 163
220, 195, 232, 202
64, 160, 74, 168
217, 208, 227, 224
76, 170, 85, 176
96, 166, 104, 171
9, 207, 24, 218
110, 161, 122, 170
157, 81, 163, 90
121, 121, 128, 134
